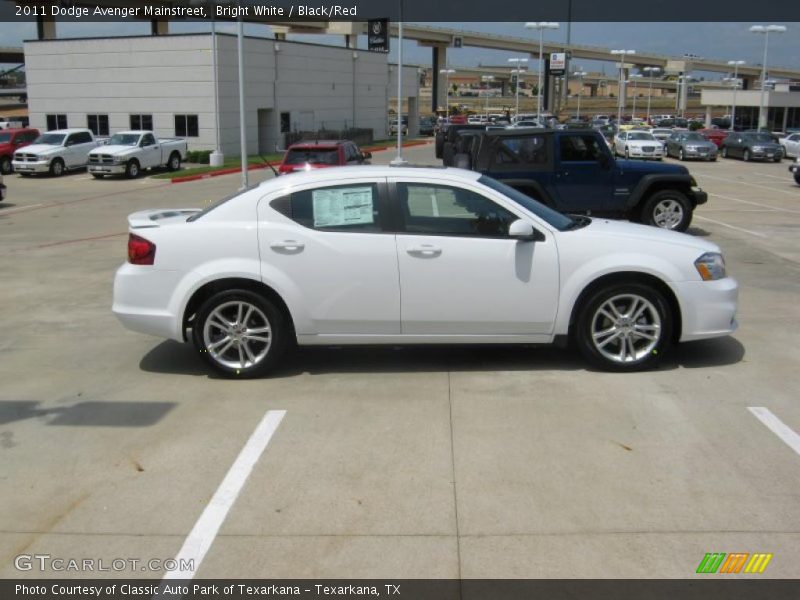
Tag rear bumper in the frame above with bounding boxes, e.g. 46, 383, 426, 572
112, 263, 184, 342
671, 277, 739, 342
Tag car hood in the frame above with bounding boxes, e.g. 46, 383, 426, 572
682, 140, 717, 147
18, 143, 62, 155
747, 141, 781, 149
616, 158, 687, 175
578, 217, 718, 253
624, 139, 660, 146
90, 144, 137, 155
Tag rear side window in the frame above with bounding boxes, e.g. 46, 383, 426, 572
559, 135, 605, 162
490, 135, 549, 168
271, 183, 382, 233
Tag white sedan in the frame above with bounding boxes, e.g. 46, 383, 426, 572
113, 167, 738, 377
779, 132, 800, 159
614, 130, 664, 160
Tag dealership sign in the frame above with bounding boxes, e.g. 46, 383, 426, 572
550, 52, 566, 75
368, 19, 389, 53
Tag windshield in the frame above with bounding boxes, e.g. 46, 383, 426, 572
653, 129, 671, 135
747, 133, 774, 143
108, 133, 140, 146
34, 133, 66, 145
478, 175, 576, 231
684, 133, 705, 142
284, 148, 339, 165
0, 133, 10, 143
627, 132, 654, 141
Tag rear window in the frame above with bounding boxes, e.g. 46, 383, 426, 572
0, 133, 10, 143
284, 148, 340, 166
490, 135, 549, 167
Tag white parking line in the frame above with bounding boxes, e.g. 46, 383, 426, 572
694, 215, 766, 238
748, 407, 800, 457
709, 192, 800, 215
161, 409, 286, 581
699, 172, 800, 196
0, 203, 44, 215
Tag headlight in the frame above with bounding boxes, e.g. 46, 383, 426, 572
112, 156, 126, 164
695, 252, 726, 281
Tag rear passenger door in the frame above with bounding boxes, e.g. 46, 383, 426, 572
554, 133, 615, 212
258, 178, 401, 336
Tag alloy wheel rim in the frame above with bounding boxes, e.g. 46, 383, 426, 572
591, 294, 661, 364
203, 301, 272, 370
653, 199, 683, 229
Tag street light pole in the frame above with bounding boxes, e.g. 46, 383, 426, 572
481, 75, 494, 120
237, 17, 248, 190
611, 49, 635, 124
643, 66, 659, 123
750, 25, 786, 131
525, 22, 559, 126
508, 57, 528, 121
572, 70, 587, 119
391, 0, 407, 166
439, 67, 455, 121
726, 60, 745, 131
629, 74, 642, 120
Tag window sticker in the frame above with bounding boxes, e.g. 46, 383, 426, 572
312, 186, 374, 227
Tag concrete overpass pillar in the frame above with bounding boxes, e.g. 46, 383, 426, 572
705, 105, 712, 128
36, 15, 56, 40
742, 75, 756, 91
151, 19, 169, 35
432, 45, 448, 113
345, 35, 355, 49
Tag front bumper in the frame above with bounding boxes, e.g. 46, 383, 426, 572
690, 187, 708, 206
88, 163, 126, 175
682, 148, 717, 159
749, 149, 782, 160
12, 160, 51, 173
671, 277, 739, 342
628, 147, 663, 159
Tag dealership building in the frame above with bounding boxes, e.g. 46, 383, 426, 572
701, 84, 800, 131
23, 33, 421, 155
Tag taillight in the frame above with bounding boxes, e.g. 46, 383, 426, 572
128, 233, 156, 265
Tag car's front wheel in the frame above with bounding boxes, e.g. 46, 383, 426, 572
743, 149, 751, 161
576, 283, 673, 371
192, 289, 289, 378
639, 190, 692, 231
49, 158, 64, 177
0, 156, 12, 174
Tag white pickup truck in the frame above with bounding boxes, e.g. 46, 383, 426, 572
12, 128, 102, 176
87, 131, 187, 178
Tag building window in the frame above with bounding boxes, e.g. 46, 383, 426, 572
280, 112, 291, 133
174, 114, 199, 137
130, 114, 153, 131
46, 114, 67, 131
87, 114, 109, 136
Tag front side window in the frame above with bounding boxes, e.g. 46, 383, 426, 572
141, 133, 156, 146
560, 135, 605, 161
87, 114, 109, 136
398, 183, 517, 238
174, 114, 199, 137
272, 183, 381, 233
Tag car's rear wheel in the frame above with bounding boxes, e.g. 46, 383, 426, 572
91, 173, 104, 179
576, 283, 672, 372
640, 190, 692, 231
49, 158, 64, 177
168, 152, 181, 171
193, 289, 288, 378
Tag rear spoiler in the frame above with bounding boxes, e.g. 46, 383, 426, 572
127, 208, 201, 229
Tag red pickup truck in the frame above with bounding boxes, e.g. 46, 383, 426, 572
0, 128, 40, 174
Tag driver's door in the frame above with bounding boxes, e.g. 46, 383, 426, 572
139, 134, 160, 168
554, 133, 616, 212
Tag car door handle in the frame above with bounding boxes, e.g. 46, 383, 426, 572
270, 240, 304, 251
406, 244, 442, 257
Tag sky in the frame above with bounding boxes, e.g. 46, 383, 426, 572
0, 21, 798, 78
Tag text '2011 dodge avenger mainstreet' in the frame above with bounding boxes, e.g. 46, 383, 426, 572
113, 167, 738, 376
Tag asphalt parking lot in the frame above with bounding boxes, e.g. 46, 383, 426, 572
1, 143, 799, 580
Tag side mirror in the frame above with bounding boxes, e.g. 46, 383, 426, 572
508, 219, 539, 241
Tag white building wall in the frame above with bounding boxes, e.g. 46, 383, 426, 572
24, 34, 400, 158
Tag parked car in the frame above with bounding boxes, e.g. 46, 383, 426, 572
665, 131, 718, 161
0, 127, 40, 174
453, 129, 707, 231
698, 128, 729, 148
613, 130, 664, 160
790, 157, 800, 185
720, 132, 783, 162
278, 140, 371, 174
87, 131, 187, 179
778, 132, 800, 159
389, 117, 408, 136
0, 117, 23, 130
112, 166, 738, 377
12, 129, 101, 176
419, 116, 436, 136
435, 123, 486, 160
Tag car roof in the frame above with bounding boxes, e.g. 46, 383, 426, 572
287, 140, 348, 149
1, 127, 37, 134
46, 128, 92, 135
258, 165, 481, 190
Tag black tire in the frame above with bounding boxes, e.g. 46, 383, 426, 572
678, 149, 685, 161
575, 282, 673, 372
721, 146, 728, 158
49, 158, 65, 177
91, 173, 104, 179
435, 133, 445, 159
167, 152, 181, 171
743, 149, 750, 162
624, 147, 630, 159
794, 172, 800, 186
18, 172, 30, 177
639, 189, 692, 232
773, 155, 782, 163
0, 156, 11, 174
442, 142, 456, 167
125, 159, 140, 178
192, 289, 289, 378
